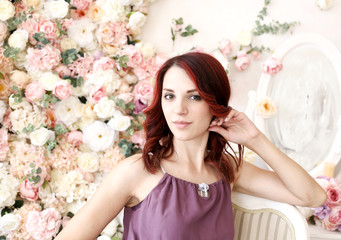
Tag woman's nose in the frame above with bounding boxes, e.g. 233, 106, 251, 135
174, 99, 188, 115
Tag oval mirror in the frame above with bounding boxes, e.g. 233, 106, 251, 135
255, 34, 341, 176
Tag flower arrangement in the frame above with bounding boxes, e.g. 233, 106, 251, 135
311, 176, 341, 231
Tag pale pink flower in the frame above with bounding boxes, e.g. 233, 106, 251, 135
54, 64, 71, 78
26, 46, 61, 71
0, 128, 9, 161
218, 38, 232, 55
26, 208, 61, 240
252, 50, 261, 60
131, 130, 146, 148
49, 138, 78, 171
325, 180, 341, 208
20, 179, 39, 201
75, 167, 94, 182
0, 21, 8, 44
45, 108, 56, 128
25, 81, 46, 102
53, 80, 72, 100
66, 130, 83, 145
235, 50, 250, 71
69, 56, 94, 80
262, 57, 283, 75
134, 54, 167, 81
88, 85, 106, 104
117, 92, 134, 104
72, 0, 92, 11
119, 45, 143, 68
96, 21, 128, 47
38, 19, 58, 41
18, 14, 40, 44
93, 57, 116, 71
322, 206, 341, 231
133, 80, 153, 104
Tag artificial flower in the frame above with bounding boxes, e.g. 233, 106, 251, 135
262, 57, 283, 75
0, 0, 15, 21
256, 97, 277, 118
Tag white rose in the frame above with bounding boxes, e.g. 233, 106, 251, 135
108, 113, 131, 132
0, 172, 19, 208
0, 213, 22, 234
29, 127, 54, 146
77, 152, 99, 173
0, 0, 15, 21
86, 70, 121, 95
127, 12, 146, 30
236, 30, 252, 46
43, 0, 69, 19
54, 96, 82, 126
8, 29, 29, 51
316, 0, 333, 10
68, 18, 96, 48
0, 100, 6, 122
39, 71, 61, 91
82, 121, 116, 152
135, 42, 156, 59
94, 97, 116, 119
117, 0, 134, 6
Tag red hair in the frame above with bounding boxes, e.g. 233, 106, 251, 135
142, 52, 243, 183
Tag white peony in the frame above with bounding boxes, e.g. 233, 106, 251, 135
0, 100, 6, 122
0, 213, 22, 234
108, 111, 131, 131
97, 0, 130, 23
54, 96, 82, 126
236, 30, 252, 46
127, 11, 146, 31
8, 29, 28, 51
85, 69, 121, 95
39, 71, 61, 91
94, 97, 116, 119
68, 18, 97, 48
0, 0, 15, 21
316, 0, 333, 10
29, 127, 55, 146
43, 0, 69, 19
82, 121, 116, 152
136, 42, 156, 59
0, 171, 20, 208
77, 152, 99, 173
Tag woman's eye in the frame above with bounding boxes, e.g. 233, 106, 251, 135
164, 93, 174, 100
189, 95, 202, 101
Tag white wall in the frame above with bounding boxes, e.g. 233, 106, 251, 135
140, 0, 341, 111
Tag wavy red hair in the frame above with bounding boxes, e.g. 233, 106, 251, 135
142, 52, 243, 183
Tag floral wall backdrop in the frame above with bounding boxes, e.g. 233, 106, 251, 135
0, 0, 340, 239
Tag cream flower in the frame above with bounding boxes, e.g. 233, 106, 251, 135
127, 11, 146, 31
60, 38, 78, 51
256, 97, 277, 118
77, 152, 99, 173
97, 0, 130, 23
0, 100, 6, 122
0, 0, 15, 21
67, 18, 97, 48
82, 121, 116, 152
29, 127, 55, 146
236, 30, 252, 46
24, 0, 42, 7
8, 29, 29, 51
117, 0, 134, 5
136, 42, 156, 59
54, 96, 83, 126
316, 0, 333, 10
10, 70, 30, 88
0, 21, 8, 46
93, 97, 116, 119
101, 218, 120, 237
0, 170, 20, 208
89, 3, 105, 22
108, 111, 131, 131
86, 69, 121, 95
43, 0, 69, 19
39, 71, 61, 91
0, 213, 22, 234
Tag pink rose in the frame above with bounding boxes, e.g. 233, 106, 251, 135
131, 130, 146, 148
133, 80, 153, 103
38, 19, 57, 40
262, 57, 283, 75
69, 56, 94, 80
325, 180, 341, 208
89, 85, 106, 104
25, 81, 46, 102
0, 128, 9, 161
54, 64, 71, 78
26, 208, 61, 240
66, 130, 83, 145
53, 80, 72, 100
93, 57, 116, 71
71, 0, 92, 11
218, 38, 232, 55
119, 45, 143, 68
235, 51, 250, 71
20, 179, 39, 201
96, 22, 128, 47
322, 206, 341, 231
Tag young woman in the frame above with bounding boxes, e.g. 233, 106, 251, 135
56, 52, 326, 239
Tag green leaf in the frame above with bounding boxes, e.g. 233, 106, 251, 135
67, 212, 74, 218
54, 124, 68, 135
61, 48, 79, 65
3, 46, 21, 60
29, 162, 35, 168
0, 72, 3, 79
33, 32, 51, 45
1, 207, 11, 216
22, 123, 35, 134
36, 167, 42, 174
45, 139, 57, 153
13, 200, 24, 209
0, 236, 6, 240
32, 175, 41, 184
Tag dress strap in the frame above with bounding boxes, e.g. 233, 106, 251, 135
160, 165, 166, 174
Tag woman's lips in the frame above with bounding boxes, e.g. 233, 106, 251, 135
173, 121, 191, 129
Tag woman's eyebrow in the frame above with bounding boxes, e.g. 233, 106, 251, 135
162, 88, 198, 93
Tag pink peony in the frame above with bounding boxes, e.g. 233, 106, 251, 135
322, 206, 341, 231
54, 64, 71, 78
25, 81, 46, 102
71, 0, 92, 11
66, 130, 83, 145
235, 50, 250, 71
94, 57, 116, 71
133, 80, 153, 103
218, 38, 232, 55
131, 130, 146, 148
262, 57, 283, 75
68, 56, 94, 80
26, 46, 61, 71
53, 80, 72, 100
119, 45, 143, 68
26, 208, 61, 240
89, 85, 106, 104
38, 19, 58, 41
96, 21, 129, 47
20, 179, 39, 201
0, 128, 9, 161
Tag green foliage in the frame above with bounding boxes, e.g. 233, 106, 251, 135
33, 32, 51, 48
118, 139, 141, 157
40, 93, 60, 108
22, 123, 35, 134
45, 139, 57, 154
171, 17, 198, 42
115, 99, 136, 113
25, 162, 42, 185
180, 25, 198, 37
0, 72, 3, 79
114, 55, 129, 69
56, 19, 67, 37
62, 75, 83, 88
6, 11, 27, 31
11, 86, 24, 103
61, 48, 79, 65
54, 124, 68, 135
3, 45, 21, 61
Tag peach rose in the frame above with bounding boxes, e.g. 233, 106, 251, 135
88, 3, 104, 22
10, 70, 30, 88
66, 130, 83, 145
20, 179, 39, 201
25, 81, 46, 102
256, 97, 277, 118
53, 80, 72, 100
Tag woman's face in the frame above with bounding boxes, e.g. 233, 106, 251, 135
161, 66, 213, 141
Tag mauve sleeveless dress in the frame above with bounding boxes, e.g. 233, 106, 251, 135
122, 171, 234, 240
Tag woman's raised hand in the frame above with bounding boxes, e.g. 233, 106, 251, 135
208, 109, 261, 146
